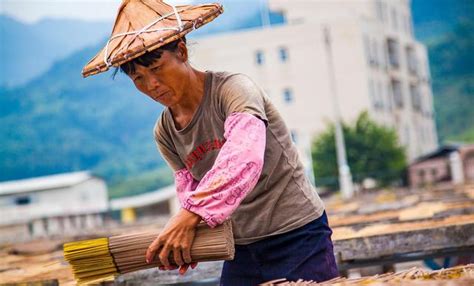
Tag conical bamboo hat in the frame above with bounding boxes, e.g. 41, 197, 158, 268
82, 0, 223, 77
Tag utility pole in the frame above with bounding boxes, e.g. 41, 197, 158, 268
323, 25, 354, 199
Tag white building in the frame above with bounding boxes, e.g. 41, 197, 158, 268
110, 184, 178, 224
0, 171, 108, 243
190, 0, 438, 179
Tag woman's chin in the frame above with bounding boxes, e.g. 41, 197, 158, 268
155, 97, 172, 107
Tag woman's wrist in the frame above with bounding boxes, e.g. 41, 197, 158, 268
179, 208, 202, 227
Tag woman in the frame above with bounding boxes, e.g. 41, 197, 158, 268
83, 1, 338, 284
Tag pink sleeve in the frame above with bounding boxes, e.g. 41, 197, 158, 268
174, 168, 199, 205
181, 112, 266, 227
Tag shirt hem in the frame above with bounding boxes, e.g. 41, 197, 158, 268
234, 205, 326, 245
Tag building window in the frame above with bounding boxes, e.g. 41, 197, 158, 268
410, 83, 422, 111
279, 47, 289, 62
364, 36, 381, 68
369, 80, 384, 110
377, 81, 384, 109
391, 79, 403, 108
405, 46, 418, 75
386, 81, 393, 110
283, 88, 293, 103
380, 41, 386, 69
372, 39, 379, 67
387, 38, 400, 69
255, 50, 264, 65
15, 196, 31, 205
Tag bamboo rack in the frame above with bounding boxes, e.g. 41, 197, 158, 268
63, 221, 234, 285
261, 264, 474, 285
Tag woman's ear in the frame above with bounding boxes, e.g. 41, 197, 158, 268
177, 41, 188, 62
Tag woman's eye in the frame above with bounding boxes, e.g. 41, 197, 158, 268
152, 66, 161, 72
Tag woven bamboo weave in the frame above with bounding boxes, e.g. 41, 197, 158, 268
82, 0, 223, 77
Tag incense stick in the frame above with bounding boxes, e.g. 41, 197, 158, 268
64, 221, 234, 285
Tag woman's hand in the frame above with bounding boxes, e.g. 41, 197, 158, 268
146, 208, 201, 270
159, 262, 198, 275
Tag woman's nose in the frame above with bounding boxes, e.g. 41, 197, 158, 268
147, 76, 161, 90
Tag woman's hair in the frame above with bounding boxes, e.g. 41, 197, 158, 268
115, 36, 186, 76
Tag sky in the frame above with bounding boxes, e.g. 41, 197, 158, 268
0, 0, 193, 23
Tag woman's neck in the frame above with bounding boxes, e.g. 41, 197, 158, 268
169, 68, 206, 129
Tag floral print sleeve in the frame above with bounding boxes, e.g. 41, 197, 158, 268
174, 168, 199, 206
176, 112, 266, 228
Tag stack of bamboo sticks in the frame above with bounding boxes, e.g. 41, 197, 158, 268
64, 221, 234, 285
260, 264, 474, 285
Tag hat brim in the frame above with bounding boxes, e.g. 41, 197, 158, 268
82, 1, 223, 78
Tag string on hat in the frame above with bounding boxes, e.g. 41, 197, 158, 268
103, 5, 198, 68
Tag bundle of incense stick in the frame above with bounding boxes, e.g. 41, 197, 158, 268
64, 221, 234, 285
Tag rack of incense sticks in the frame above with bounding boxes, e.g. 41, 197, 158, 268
260, 264, 474, 285
63, 221, 234, 285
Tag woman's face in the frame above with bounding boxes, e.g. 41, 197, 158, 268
128, 44, 189, 107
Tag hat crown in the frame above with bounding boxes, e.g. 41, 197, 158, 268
82, 0, 223, 77
115, 0, 177, 34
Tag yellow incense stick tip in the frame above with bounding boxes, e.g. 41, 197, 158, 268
63, 237, 118, 285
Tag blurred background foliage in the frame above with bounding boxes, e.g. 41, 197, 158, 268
312, 112, 407, 189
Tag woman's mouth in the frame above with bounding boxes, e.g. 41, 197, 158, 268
155, 91, 170, 100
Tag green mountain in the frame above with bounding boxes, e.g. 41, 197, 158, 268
0, 1, 283, 198
412, 0, 474, 143
411, 0, 472, 41
0, 15, 110, 87
427, 18, 474, 143
0, 44, 172, 197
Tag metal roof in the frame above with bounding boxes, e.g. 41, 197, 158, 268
110, 184, 176, 210
0, 171, 94, 196
411, 144, 461, 165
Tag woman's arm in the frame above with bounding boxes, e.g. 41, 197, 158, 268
148, 122, 201, 272
146, 112, 266, 270
181, 112, 266, 227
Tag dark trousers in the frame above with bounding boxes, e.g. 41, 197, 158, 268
220, 211, 339, 285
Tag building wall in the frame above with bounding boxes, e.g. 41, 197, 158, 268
0, 178, 108, 226
460, 145, 474, 183
190, 0, 437, 179
408, 145, 474, 187
409, 157, 450, 187
0, 224, 30, 243
191, 20, 369, 179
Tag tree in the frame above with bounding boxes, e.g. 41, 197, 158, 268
312, 112, 407, 189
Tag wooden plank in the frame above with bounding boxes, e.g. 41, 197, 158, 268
329, 203, 474, 228
337, 246, 474, 271
333, 222, 474, 261
0, 279, 59, 286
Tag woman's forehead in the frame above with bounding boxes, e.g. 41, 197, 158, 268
130, 51, 168, 73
